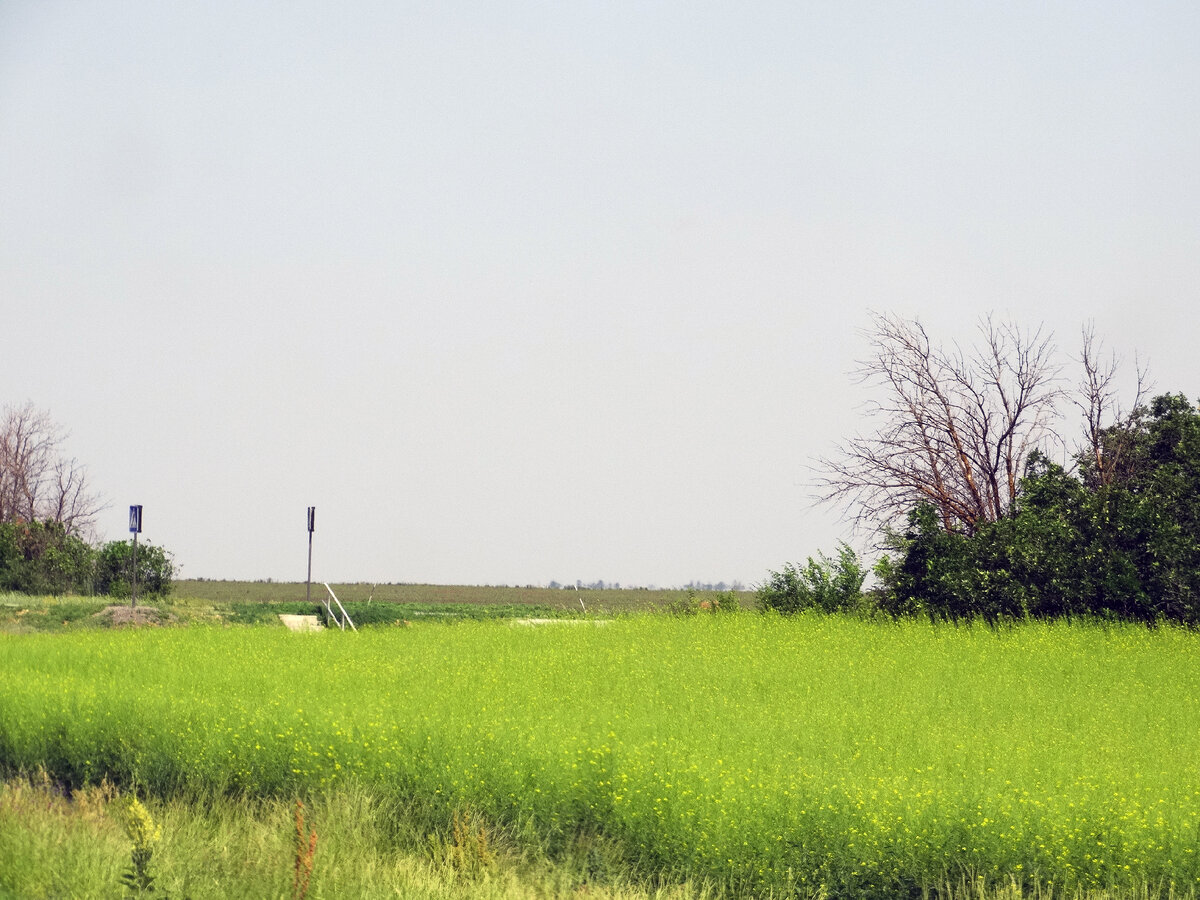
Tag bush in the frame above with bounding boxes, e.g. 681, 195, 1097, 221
94, 540, 174, 599
711, 590, 741, 613
665, 590, 701, 616
757, 543, 866, 615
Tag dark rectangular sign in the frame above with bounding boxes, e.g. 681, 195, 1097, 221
129, 505, 142, 534
307, 506, 315, 533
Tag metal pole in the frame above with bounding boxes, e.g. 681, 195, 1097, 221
306, 507, 315, 605
128, 505, 142, 609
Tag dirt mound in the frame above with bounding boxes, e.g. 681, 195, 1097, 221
95, 605, 169, 627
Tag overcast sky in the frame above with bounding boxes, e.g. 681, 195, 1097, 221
2, 2, 1197, 587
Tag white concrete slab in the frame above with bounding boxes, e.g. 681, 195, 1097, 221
279, 614, 322, 632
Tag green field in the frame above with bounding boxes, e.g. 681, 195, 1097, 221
2, 613, 1199, 898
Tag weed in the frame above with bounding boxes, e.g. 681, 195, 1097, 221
119, 795, 164, 897
290, 799, 317, 900
430, 809, 496, 877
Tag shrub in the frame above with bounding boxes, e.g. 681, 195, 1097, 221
757, 543, 866, 614
665, 590, 701, 616
711, 590, 741, 613
94, 540, 174, 599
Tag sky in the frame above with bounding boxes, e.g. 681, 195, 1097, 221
1, 1, 1197, 587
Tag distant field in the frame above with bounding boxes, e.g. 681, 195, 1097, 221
173, 579, 749, 613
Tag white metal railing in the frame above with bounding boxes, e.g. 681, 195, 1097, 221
321, 582, 357, 631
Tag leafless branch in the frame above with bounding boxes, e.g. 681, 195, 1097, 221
1074, 324, 1150, 488
817, 313, 1063, 536
0, 402, 106, 536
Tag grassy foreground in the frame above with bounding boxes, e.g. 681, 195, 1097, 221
2, 614, 1199, 897
0, 773, 717, 899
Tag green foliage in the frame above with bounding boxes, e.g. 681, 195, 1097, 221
756, 542, 866, 614
878, 394, 1200, 624
665, 589, 701, 616
0, 520, 95, 595
664, 589, 738, 615
0, 598, 109, 632
0, 523, 178, 602
95, 540, 174, 600
710, 589, 740, 612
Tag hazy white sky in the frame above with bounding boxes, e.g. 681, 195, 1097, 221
2, 2, 1197, 586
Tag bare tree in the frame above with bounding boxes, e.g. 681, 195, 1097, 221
1074, 324, 1149, 489
0, 402, 104, 536
818, 313, 1063, 536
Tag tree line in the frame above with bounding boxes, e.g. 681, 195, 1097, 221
0, 403, 173, 598
762, 314, 1200, 624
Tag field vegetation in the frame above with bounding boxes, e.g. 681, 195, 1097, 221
2, 613, 1198, 898
173, 579, 742, 614
0, 582, 750, 633
1, 771, 717, 899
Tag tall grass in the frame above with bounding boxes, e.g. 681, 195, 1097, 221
0, 775, 712, 899
2, 615, 1199, 897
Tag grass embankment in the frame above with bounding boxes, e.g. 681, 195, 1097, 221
2, 615, 1199, 898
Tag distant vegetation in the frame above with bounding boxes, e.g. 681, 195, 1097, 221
0, 520, 174, 599
0, 402, 175, 601
173, 579, 746, 615
547, 579, 746, 592
801, 316, 1200, 625
0, 583, 757, 634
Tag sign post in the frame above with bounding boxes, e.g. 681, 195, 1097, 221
306, 507, 315, 605
128, 505, 143, 608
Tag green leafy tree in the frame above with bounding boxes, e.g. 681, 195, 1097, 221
0, 519, 95, 595
877, 395, 1200, 624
